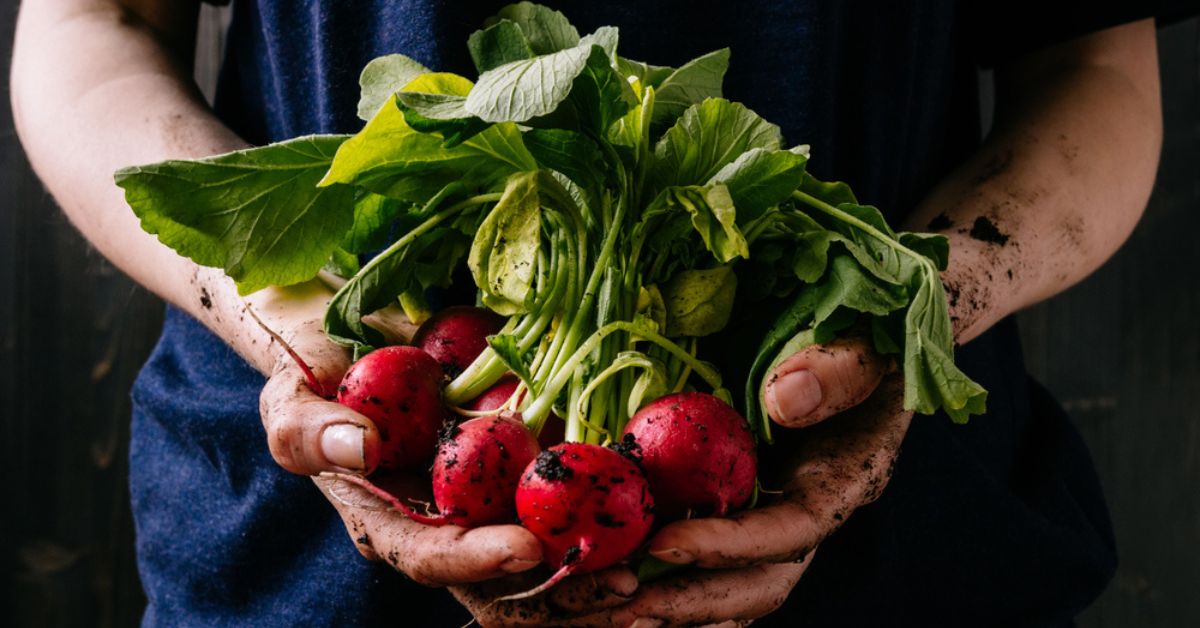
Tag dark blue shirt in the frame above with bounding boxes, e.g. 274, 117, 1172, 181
130, 1, 1144, 625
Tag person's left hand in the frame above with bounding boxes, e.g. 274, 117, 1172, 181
450, 338, 913, 627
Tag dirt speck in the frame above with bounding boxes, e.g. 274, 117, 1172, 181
968, 216, 1009, 246
927, 213, 953, 231
533, 450, 573, 481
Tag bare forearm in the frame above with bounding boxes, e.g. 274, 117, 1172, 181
10, 0, 332, 375
905, 20, 1162, 344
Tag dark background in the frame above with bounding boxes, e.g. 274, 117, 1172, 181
2, 4, 1197, 627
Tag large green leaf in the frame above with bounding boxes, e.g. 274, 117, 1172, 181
464, 43, 595, 123
115, 135, 354, 294
651, 48, 730, 129
653, 98, 782, 188
468, 19, 536, 73
322, 89, 534, 197
708, 147, 808, 224
491, 2, 580, 54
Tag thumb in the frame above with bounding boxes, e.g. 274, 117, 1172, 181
762, 335, 886, 428
259, 362, 383, 475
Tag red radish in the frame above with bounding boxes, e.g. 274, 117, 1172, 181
463, 374, 522, 413
430, 414, 540, 526
324, 414, 538, 527
337, 346, 445, 470
535, 414, 566, 450
464, 375, 565, 449
504, 443, 655, 600
413, 306, 506, 377
623, 392, 757, 519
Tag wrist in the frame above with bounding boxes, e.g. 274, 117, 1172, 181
938, 230, 1024, 345
185, 267, 343, 377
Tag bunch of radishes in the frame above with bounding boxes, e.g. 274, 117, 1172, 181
324, 304, 757, 593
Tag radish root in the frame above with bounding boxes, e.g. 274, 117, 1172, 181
320, 472, 448, 526
245, 305, 328, 398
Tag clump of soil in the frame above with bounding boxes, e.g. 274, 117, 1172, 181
968, 216, 1009, 246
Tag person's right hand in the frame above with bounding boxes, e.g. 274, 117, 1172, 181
254, 304, 545, 586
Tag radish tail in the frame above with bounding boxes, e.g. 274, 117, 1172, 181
491, 540, 591, 602
320, 472, 448, 526
491, 563, 575, 603
245, 305, 328, 398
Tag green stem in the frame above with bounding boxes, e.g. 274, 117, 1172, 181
524, 321, 723, 424
791, 190, 932, 269
350, 193, 501, 291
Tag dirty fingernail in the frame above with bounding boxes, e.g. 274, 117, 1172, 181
322, 424, 365, 471
775, 369, 822, 419
649, 547, 695, 565
629, 619, 664, 628
499, 557, 540, 574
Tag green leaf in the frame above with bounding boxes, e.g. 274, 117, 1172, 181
492, 2, 580, 54
395, 73, 490, 146
115, 135, 354, 295
744, 290, 820, 441
904, 275, 988, 423
708, 147, 808, 224
324, 247, 360, 278
553, 43, 636, 134
468, 19, 536, 73
322, 97, 481, 195
488, 333, 536, 391
636, 284, 667, 332
322, 93, 533, 198
357, 54, 430, 121
660, 265, 738, 337
465, 43, 594, 124
787, 189, 989, 422
324, 183, 468, 350
653, 98, 782, 188
523, 128, 606, 201
578, 25, 619, 59
899, 232, 950, 271
798, 172, 857, 206
809, 255, 908, 329
616, 56, 675, 89
469, 172, 543, 315
648, 185, 749, 263
790, 231, 835, 282
651, 49, 730, 129
341, 191, 406, 254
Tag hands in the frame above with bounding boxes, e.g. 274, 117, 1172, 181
444, 339, 910, 627
254, 298, 544, 586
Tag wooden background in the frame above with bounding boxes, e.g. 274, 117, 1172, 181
1, 5, 1196, 627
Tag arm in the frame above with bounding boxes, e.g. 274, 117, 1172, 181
11, 0, 548, 587
451, 19, 1163, 626
766, 18, 1162, 426
909, 19, 1162, 344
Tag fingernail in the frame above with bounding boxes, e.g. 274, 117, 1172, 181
629, 619, 664, 628
608, 569, 640, 598
648, 547, 695, 565
321, 424, 365, 471
773, 369, 822, 419
499, 557, 540, 574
